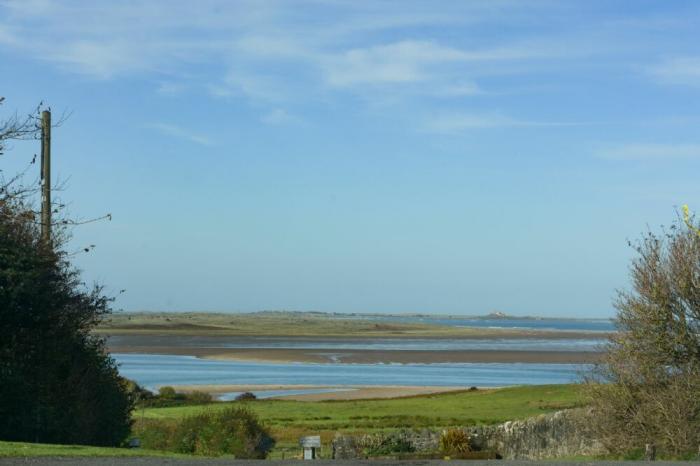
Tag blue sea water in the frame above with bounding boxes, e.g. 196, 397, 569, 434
114, 353, 587, 391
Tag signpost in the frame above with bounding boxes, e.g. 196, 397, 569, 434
300, 435, 321, 460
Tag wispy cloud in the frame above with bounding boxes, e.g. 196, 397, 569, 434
149, 123, 214, 147
597, 143, 700, 160
423, 112, 579, 133
0, 1, 604, 92
2, 0, 699, 132
322, 41, 471, 87
260, 108, 303, 126
156, 82, 187, 95
649, 56, 700, 86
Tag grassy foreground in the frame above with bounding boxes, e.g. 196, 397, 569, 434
2, 385, 583, 458
98, 311, 592, 338
137, 384, 584, 449
0, 441, 190, 458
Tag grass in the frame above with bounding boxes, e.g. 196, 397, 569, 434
97, 311, 588, 338
0, 441, 191, 458
3, 385, 584, 458
136, 384, 584, 451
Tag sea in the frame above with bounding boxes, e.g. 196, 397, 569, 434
114, 316, 605, 397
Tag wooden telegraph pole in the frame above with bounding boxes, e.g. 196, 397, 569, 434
40, 110, 51, 245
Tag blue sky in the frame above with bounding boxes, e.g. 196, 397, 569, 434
1, 1, 699, 317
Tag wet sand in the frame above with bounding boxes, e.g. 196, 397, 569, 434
108, 333, 602, 364
109, 344, 600, 364
171, 384, 478, 401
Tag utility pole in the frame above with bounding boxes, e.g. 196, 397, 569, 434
40, 110, 51, 245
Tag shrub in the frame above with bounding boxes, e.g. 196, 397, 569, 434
124, 379, 154, 403
235, 392, 257, 401
0, 196, 132, 446
357, 432, 414, 457
135, 407, 275, 458
139, 388, 213, 408
585, 215, 700, 457
187, 391, 214, 404
158, 386, 176, 398
440, 428, 471, 454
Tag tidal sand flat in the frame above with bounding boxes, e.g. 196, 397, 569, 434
114, 353, 587, 394
170, 384, 469, 401
108, 313, 600, 397
110, 344, 600, 364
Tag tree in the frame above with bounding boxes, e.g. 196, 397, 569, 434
0, 99, 133, 446
585, 214, 700, 457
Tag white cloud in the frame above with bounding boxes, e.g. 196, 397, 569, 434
597, 143, 700, 160
156, 82, 187, 95
422, 112, 574, 133
649, 57, 700, 86
214, 71, 292, 102
322, 41, 459, 87
149, 123, 214, 147
260, 108, 303, 125
49, 40, 151, 78
434, 82, 483, 97
320, 40, 545, 88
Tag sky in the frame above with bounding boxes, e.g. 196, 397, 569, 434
1, 0, 699, 318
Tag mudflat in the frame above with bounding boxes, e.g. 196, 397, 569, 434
108, 335, 600, 364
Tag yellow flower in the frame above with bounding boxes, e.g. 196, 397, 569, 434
682, 204, 700, 237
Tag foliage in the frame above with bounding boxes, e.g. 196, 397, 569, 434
0, 102, 132, 446
140, 384, 582, 450
137, 387, 213, 408
158, 386, 176, 398
124, 379, 155, 404
585, 215, 700, 457
235, 392, 257, 401
134, 407, 274, 458
0, 196, 133, 445
357, 431, 414, 457
439, 428, 471, 454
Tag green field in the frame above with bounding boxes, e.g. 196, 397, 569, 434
136, 384, 583, 452
98, 311, 589, 338
2, 385, 583, 458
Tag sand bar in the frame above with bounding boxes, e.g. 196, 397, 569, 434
110, 344, 600, 364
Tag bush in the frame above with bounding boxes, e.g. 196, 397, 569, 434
357, 432, 414, 457
235, 392, 257, 401
158, 386, 177, 398
135, 407, 275, 458
585, 214, 700, 457
124, 379, 154, 403
440, 428, 471, 454
138, 388, 213, 408
0, 197, 132, 446
187, 391, 214, 404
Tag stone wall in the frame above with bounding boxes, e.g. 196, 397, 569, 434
467, 409, 605, 460
332, 409, 606, 460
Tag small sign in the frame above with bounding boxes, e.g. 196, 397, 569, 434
300, 436, 321, 448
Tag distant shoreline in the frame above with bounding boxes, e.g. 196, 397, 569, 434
98, 311, 613, 339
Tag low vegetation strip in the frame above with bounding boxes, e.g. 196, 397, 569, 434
98, 311, 601, 338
